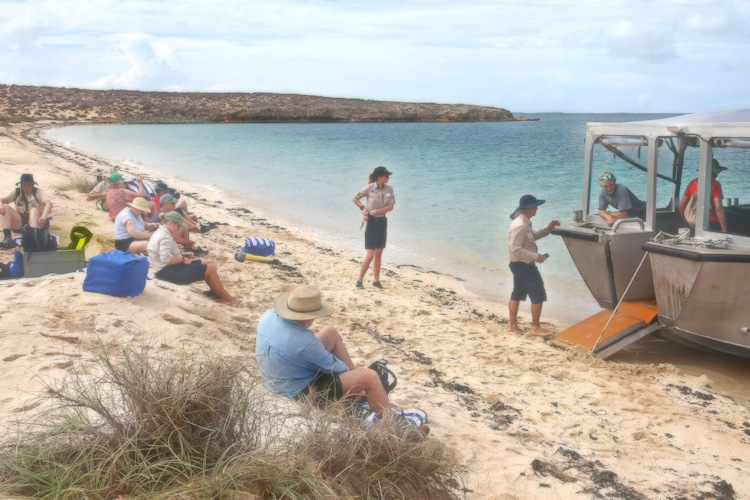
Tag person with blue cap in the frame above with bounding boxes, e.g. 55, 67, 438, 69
507, 194, 559, 336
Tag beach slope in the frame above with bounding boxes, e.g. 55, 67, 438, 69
0, 124, 748, 499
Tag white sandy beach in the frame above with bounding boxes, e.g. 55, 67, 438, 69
1, 123, 749, 499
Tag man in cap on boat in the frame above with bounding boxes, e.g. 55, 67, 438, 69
678, 159, 728, 233
255, 284, 429, 435
507, 195, 560, 336
597, 171, 646, 226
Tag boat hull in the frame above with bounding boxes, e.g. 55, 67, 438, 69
645, 244, 750, 357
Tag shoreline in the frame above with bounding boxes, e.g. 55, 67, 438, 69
1, 122, 749, 498
39, 121, 600, 325
36, 122, 568, 324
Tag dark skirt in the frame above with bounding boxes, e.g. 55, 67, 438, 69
364, 217, 387, 249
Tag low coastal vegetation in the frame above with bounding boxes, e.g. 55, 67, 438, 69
0, 84, 523, 124
0, 348, 465, 499
57, 173, 99, 193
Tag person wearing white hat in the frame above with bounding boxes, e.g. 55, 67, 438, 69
113, 197, 157, 254
256, 284, 393, 417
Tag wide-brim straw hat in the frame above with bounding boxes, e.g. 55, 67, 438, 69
274, 284, 333, 321
127, 197, 151, 214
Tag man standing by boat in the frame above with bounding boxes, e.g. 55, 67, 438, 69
507, 195, 560, 336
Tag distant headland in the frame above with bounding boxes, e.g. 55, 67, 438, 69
0, 84, 535, 124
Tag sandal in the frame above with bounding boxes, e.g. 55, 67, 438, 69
368, 360, 397, 393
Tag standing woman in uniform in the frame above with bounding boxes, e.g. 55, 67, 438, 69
352, 166, 395, 289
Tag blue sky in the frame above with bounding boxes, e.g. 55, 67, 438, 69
1, 0, 749, 113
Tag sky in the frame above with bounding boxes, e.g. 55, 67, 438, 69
1, 0, 749, 113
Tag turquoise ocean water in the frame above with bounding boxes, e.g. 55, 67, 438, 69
45, 113, 678, 324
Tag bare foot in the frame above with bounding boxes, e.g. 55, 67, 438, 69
508, 324, 523, 333
531, 328, 551, 337
221, 295, 240, 303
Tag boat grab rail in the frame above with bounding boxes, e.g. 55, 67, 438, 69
612, 218, 645, 232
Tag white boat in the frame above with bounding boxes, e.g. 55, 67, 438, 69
552, 110, 750, 358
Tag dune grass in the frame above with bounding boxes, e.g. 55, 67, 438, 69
57, 174, 98, 193
0, 347, 465, 499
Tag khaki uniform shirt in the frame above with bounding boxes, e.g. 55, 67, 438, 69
1, 187, 49, 215
354, 183, 395, 216
508, 214, 550, 264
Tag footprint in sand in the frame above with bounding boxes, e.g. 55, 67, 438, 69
3, 354, 24, 362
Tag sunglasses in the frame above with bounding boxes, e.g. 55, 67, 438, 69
599, 173, 614, 181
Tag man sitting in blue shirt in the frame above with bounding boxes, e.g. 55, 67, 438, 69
256, 284, 392, 417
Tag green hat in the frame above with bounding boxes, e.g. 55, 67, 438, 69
109, 172, 124, 182
162, 211, 186, 229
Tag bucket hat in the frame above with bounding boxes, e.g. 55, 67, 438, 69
712, 159, 728, 175
274, 284, 333, 321
18, 173, 37, 185
127, 197, 152, 214
162, 211, 187, 229
511, 194, 545, 219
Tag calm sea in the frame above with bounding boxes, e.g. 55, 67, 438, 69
45, 113, 677, 324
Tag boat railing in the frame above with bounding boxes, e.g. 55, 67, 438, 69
612, 218, 645, 232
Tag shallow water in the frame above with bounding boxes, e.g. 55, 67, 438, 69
46, 114, 676, 324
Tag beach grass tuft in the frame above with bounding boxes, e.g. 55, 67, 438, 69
0, 347, 465, 499
57, 174, 98, 193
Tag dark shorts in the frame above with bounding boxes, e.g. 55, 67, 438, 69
114, 238, 134, 252
509, 261, 547, 304
155, 260, 207, 285
364, 217, 387, 249
295, 371, 344, 404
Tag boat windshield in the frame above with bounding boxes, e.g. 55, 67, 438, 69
587, 132, 750, 239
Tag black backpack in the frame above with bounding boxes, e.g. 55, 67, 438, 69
21, 225, 58, 253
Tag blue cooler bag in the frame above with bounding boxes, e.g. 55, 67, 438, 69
243, 237, 275, 257
83, 250, 149, 297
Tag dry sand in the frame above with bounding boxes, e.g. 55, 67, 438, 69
0, 123, 749, 499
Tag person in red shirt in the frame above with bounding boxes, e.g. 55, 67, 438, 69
679, 159, 728, 233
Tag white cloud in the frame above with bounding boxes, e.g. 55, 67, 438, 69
89, 34, 181, 89
0, 16, 56, 46
603, 20, 677, 63
1, 0, 749, 111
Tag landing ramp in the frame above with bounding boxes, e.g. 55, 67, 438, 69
554, 300, 660, 359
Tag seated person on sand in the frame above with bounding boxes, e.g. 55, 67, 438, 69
114, 197, 157, 254
0, 173, 53, 249
255, 284, 429, 435
147, 211, 237, 303
86, 172, 113, 203
153, 181, 198, 225
597, 171, 646, 226
105, 173, 149, 221
151, 193, 196, 246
